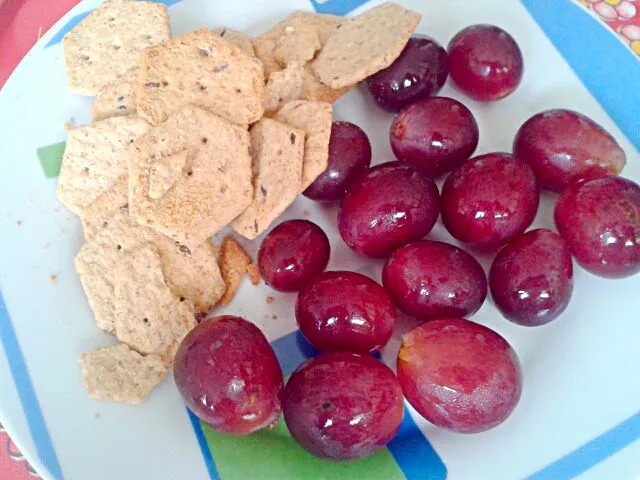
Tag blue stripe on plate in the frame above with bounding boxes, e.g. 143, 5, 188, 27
186, 408, 220, 480
520, 0, 640, 153
0, 290, 63, 479
45, 0, 184, 48
310, 0, 370, 16
527, 411, 640, 479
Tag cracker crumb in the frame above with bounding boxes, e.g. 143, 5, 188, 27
266, 296, 274, 304
63, 117, 76, 131
218, 236, 256, 305
16, 220, 22, 226
247, 263, 261, 285
272, 314, 278, 320
303, 210, 311, 218
49, 274, 58, 285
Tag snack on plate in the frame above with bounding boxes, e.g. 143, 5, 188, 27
75, 208, 224, 333
231, 118, 305, 239
136, 28, 264, 126
312, 2, 422, 88
299, 67, 354, 103
263, 63, 305, 113
56, 115, 150, 217
219, 236, 260, 306
212, 28, 256, 56
63, 1, 170, 95
114, 246, 197, 364
91, 70, 138, 121
80, 175, 129, 239
80, 343, 166, 404
274, 25, 321, 66
275, 100, 332, 191
128, 105, 253, 248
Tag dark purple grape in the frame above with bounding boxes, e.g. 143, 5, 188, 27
366, 36, 450, 112
390, 97, 479, 176
283, 352, 404, 460
295, 271, 396, 354
398, 318, 522, 433
513, 109, 626, 192
447, 24, 523, 101
490, 229, 573, 326
383, 240, 487, 320
555, 176, 640, 278
440, 152, 539, 251
174, 316, 284, 436
303, 121, 372, 202
338, 162, 440, 258
258, 219, 330, 292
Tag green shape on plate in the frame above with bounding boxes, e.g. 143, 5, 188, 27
201, 417, 407, 480
37, 141, 66, 178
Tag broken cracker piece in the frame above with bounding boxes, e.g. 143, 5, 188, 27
80, 343, 166, 404
114, 245, 197, 363
300, 66, 354, 103
128, 105, 252, 248
247, 263, 261, 286
219, 236, 257, 306
212, 28, 255, 56
231, 118, 304, 239
312, 2, 421, 89
56, 115, 150, 217
75, 208, 224, 333
275, 100, 332, 191
81, 175, 129, 240
264, 63, 305, 113
91, 70, 138, 121
137, 28, 264, 126
63, 1, 170, 95
274, 25, 321, 66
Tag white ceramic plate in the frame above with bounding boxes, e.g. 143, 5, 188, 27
1, 1, 639, 479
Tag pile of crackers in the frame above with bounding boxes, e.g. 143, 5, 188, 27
58, 0, 421, 404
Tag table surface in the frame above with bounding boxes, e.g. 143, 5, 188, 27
0, 0, 638, 479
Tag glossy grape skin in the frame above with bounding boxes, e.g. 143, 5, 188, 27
283, 352, 404, 460
366, 36, 450, 112
390, 97, 479, 177
555, 176, 640, 278
513, 109, 626, 193
447, 24, 523, 101
440, 152, 539, 251
382, 240, 487, 320
174, 316, 284, 436
295, 271, 397, 354
258, 220, 330, 292
490, 229, 573, 326
338, 162, 440, 258
303, 122, 372, 201
397, 318, 522, 433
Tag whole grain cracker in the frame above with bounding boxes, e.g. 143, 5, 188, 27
79, 343, 166, 404
263, 62, 305, 113
231, 118, 304, 239
56, 115, 150, 217
312, 2, 421, 89
274, 100, 332, 191
218, 236, 258, 305
114, 246, 196, 364
128, 105, 253, 248
254, 11, 342, 79
81, 175, 129, 239
300, 66, 354, 103
91, 70, 138, 121
212, 28, 255, 56
63, 1, 170, 95
136, 28, 264, 126
274, 25, 321, 66
75, 208, 225, 333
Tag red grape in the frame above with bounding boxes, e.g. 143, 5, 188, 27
513, 109, 626, 192
174, 316, 284, 436
447, 24, 523, 101
303, 121, 372, 202
283, 352, 404, 460
555, 176, 640, 278
366, 36, 450, 112
490, 229, 573, 326
295, 271, 397, 354
390, 97, 479, 177
258, 219, 330, 292
338, 162, 440, 258
382, 240, 487, 320
397, 318, 522, 433
440, 152, 539, 251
